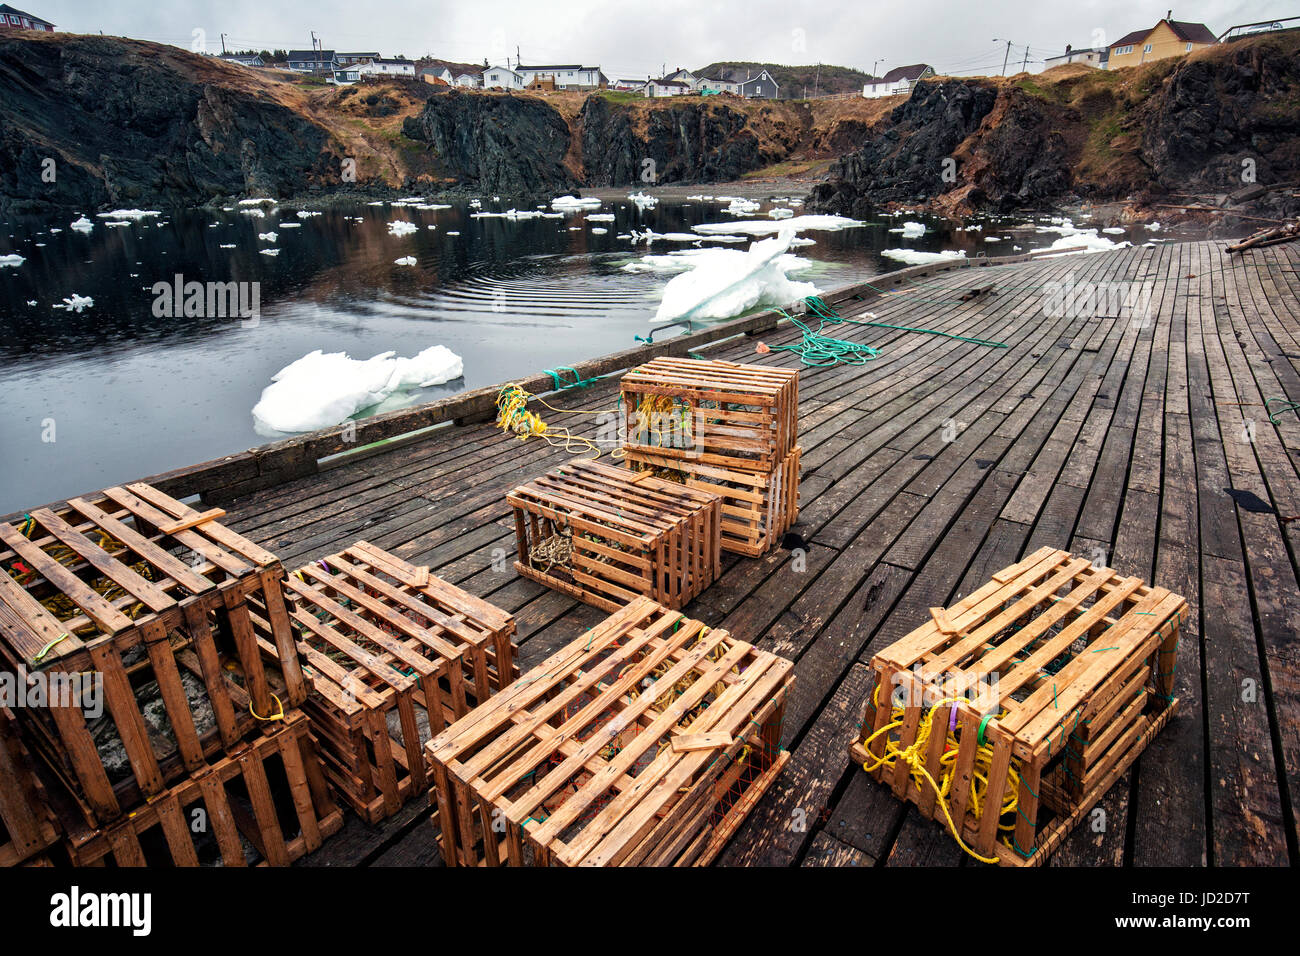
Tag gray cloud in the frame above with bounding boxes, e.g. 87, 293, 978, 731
37, 0, 1287, 77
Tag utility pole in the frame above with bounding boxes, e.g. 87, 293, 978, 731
1022, 45, 1030, 72
220, 32, 227, 54
813, 62, 821, 98
1001, 39, 1012, 75
311, 31, 318, 56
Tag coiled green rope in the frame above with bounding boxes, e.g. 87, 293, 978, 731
772, 295, 1008, 367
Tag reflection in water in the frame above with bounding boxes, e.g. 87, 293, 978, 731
0, 198, 1145, 512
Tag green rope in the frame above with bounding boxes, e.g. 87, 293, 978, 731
771, 295, 1008, 367
543, 366, 597, 390
1265, 397, 1299, 425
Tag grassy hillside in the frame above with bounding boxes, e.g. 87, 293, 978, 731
694, 61, 872, 98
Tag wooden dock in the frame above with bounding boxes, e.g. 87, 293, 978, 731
164, 239, 1300, 866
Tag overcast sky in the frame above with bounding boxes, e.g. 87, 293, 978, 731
33, 0, 1291, 78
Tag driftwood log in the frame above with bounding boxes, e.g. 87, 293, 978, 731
1227, 220, 1300, 254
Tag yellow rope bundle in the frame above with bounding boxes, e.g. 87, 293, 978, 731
860, 683, 1021, 863
8, 518, 154, 629
495, 383, 623, 460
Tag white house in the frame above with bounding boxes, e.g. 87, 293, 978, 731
364, 57, 416, 77
1043, 45, 1109, 69
644, 79, 692, 97
664, 68, 698, 86
862, 63, 934, 98
695, 75, 741, 94
220, 53, 264, 67
337, 51, 379, 66
453, 71, 482, 88
612, 77, 649, 91
420, 66, 454, 85
483, 66, 524, 89
516, 64, 607, 89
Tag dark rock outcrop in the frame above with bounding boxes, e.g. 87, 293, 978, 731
1136, 39, 1300, 195
401, 90, 577, 196
810, 81, 997, 216
812, 35, 1300, 216
579, 96, 766, 186
0, 34, 344, 212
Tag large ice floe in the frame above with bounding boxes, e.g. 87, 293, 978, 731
646, 230, 818, 324
387, 220, 419, 236
0, 254, 24, 268
693, 215, 863, 236
252, 345, 464, 434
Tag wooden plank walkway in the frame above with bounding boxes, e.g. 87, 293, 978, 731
214, 239, 1300, 867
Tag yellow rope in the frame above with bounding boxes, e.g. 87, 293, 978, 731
495, 384, 623, 460
859, 685, 1021, 864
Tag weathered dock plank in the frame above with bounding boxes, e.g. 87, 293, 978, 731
160, 239, 1300, 867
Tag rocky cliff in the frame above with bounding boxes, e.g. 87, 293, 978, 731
579, 96, 769, 185
0, 33, 346, 211
811, 32, 1300, 216
400, 91, 578, 196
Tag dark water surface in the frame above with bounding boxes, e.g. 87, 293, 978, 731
0, 196, 1152, 513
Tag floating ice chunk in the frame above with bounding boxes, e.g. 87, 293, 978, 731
551, 195, 602, 209
388, 220, 418, 236
71, 216, 94, 232
769, 207, 794, 219
984, 236, 1002, 242
26, 299, 37, 305
426, 224, 436, 230
724, 199, 761, 215
694, 215, 863, 236
54, 294, 94, 311
446, 231, 460, 235
652, 230, 818, 324
280, 223, 301, 229
103, 220, 130, 227
394, 256, 417, 266
259, 248, 280, 256
0, 254, 25, 268
252, 345, 464, 433
297, 210, 322, 218
239, 197, 277, 206
1145, 222, 1161, 231
1038, 230, 1131, 256
1102, 227, 1126, 235
469, 199, 482, 207
896, 221, 927, 237
367, 201, 387, 206
881, 248, 967, 265
219, 243, 236, 248
258, 231, 278, 242
628, 192, 659, 208
96, 209, 161, 220
415, 203, 451, 210
591, 227, 608, 235
631, 229, 745, 244
240, 208, 267, 218
587, 213, 616, 221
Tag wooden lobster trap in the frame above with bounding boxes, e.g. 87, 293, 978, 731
849, 547, 1187, 867
0, 482, 306, 828
57, 711, 342, 866
427, 597, 792, 867
507, 458, 721, 612
620, 358, 798, 472
252, 541, 518, 824
624, 445, 800, 557
0, 707, 60, 866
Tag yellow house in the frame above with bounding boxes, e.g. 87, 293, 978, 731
1108, 16, 1218, 69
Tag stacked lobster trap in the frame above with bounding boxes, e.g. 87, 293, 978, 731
255, 541, 518, 824
849, 547, 1187, 866
620, 357, 800, 557
426, 597, 792, 866
507, 458, 721, 612
0, 482, 342, 865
